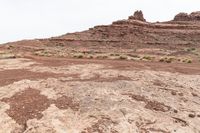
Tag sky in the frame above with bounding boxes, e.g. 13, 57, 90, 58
0, 0, 200, 44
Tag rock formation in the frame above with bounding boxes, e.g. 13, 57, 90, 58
190, 11, 200, 20
128, 10, 146, 22
173, 13, 190, 21
174, 11, 200, 21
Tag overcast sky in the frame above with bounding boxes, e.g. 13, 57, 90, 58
0, 0, 200, 44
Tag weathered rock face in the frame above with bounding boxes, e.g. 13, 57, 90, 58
174, 13, 190, 21
128, 10, 146, 22
190, 11, 200, 20
174, 11, 200, 21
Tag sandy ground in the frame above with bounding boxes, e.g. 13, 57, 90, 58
0, 57, 200, 133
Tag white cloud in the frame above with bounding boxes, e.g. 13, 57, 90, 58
0, 0, 200, 43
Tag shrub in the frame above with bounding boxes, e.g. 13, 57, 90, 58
159, 57, 174, 63
119, 55, 127, 60
143, 56, 152, 60
187, 60, 192, 63
127, 54, 140, 58
159, 58, 165, 62
182, 59, 192, 63
88, 55, 93, 59
73, 54, 84, 58
96, 55, 108, 59
187, 48, 196, 52
77, 55, 83, 58
110, 53, 120, 56
166, 59, 172, 63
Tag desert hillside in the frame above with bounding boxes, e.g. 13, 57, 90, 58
0, 11, 200, 133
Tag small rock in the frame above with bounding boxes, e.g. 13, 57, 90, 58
191, 93, 198, 97
174, 109, 178, 113
178, 93, 184, 96
188, 114, 196, 118
171, 91, 177, 96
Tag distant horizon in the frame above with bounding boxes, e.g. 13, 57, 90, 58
0, 0, 200, 44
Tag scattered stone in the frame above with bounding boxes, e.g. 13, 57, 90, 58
171, 91, 177, 96
188, 114, 196, 118
178, 93, 184, 97
191, 93, 198, 97
174, 109, 178, 113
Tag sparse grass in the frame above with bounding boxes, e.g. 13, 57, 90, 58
0, 53, 16, 59
110, 53, 115, 56
87, 55, 94, 59
159, 57, 175, 63
34, 50, 52, 57
0, 51, 6, 54
140, 55, 155, 61
187, 60, 192, 63
110, 53, 120, 56
142, 56, 152, 60
182, 59, 192, 63
127, 54, 140, 58
186, 48, 196, 52
96, 55, 108, 59
5, 45, 14, 50
73, 54, 84, 58
182, 59, 187, 63
159, 58, 165, 62
82, 51, 93, 54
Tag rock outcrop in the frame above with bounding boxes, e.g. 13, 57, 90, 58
128, 10, 146, 22
174, 11, 200, 21
173, 13, 190, 21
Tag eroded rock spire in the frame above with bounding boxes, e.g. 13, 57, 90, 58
129, 10, 146, 22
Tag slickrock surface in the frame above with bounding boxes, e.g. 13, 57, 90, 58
0, 11, 200, 133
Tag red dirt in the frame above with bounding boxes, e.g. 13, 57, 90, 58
1, 88, 79, 125
0, 69, 66, 87
27, 56, 200, 75
1, 88, 51, 125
